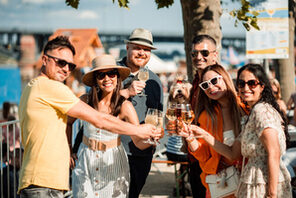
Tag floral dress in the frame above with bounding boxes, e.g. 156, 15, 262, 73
236, 102, 292, 198
72, 121, 130, 198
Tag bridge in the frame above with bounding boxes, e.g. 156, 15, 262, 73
0, 30, 246, 57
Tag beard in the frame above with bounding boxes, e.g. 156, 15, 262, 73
130, 55, 150, 67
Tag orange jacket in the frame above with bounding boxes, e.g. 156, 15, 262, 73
188, 105, 235, 190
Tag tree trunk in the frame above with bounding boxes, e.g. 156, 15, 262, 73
180, 0, 222, 82
278, 2, 295, 102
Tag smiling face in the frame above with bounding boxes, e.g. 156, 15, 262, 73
96, 69, 118, 94
191, 39, 218, 72
126, 43, 151, 72
201, 70, 227, 101
42, 48, 74, 82
238, 70, 264, 107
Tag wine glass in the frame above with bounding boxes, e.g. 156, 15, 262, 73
166, 102, 177, 136
182, 104, 195, 125
182, 104, 195, 137
176, 103, 185, 120
137, 67, 149, 96
175, 104, 185, 135
157, 110, 164, 129
155, 110, 164, 144
143, 108, 158, 144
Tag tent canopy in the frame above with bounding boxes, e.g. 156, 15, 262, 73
147, 53, 177, 73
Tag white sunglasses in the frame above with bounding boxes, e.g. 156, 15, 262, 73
199, 75, 223, 91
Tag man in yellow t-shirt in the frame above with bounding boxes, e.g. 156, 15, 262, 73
18, 36, 157, 198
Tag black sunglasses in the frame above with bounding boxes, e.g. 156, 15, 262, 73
96, 70, 119, 80
45, 54, 76, 71
237, 79, 261, 89
199, 75, 222, 91
191, 50, 216, 58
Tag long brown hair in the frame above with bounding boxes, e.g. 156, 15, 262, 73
195, 64, 242, 137
88, 69, 125, 116
237, 64, 289, 145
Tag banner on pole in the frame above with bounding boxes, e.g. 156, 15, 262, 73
246, 0, 289, 59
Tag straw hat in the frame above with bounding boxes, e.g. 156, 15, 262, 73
124, 28, 156, 50
82, 54, 130, 87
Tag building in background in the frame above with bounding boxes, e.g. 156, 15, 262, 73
34, 28, 104, 69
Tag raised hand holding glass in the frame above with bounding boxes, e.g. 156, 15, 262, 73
143, 108, 158, 144
137, 67, 149, 96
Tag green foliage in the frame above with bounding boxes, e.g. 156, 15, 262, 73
154, 0, 174, 9
65, 0, 79, 9
114, 0, 129, 8
229, 0, 260, 31
65, 0, 259, 31
65, 0, 130, 9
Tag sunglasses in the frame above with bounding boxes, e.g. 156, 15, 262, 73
191, 50, 216, 58
199, 75, 222, 91
45, 54, 76, 71
237, 79, 261, 89
96, 70, 118, 80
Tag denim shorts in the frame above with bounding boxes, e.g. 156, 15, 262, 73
20, 185, 64, 198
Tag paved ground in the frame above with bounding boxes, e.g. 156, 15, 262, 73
140, 163, 176, 198
140, 163, 193, 198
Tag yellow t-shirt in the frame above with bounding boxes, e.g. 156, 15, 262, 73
18, 76, 80, 192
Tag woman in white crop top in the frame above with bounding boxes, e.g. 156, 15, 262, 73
66, 55, 156, 198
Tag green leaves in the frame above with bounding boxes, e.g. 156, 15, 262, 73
65, 0, 259, 32
65, 0, 80, 9
65, 0, 130, 9
114, 0, 130, 8
66, 0, 174, 9
154, 0, 174, 9
229, 0, 260, 31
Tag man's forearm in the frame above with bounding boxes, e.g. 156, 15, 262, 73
95, 112, 137, 136
68, 100, 137, 135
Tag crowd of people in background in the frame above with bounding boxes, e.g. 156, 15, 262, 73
1, 29, 296, 198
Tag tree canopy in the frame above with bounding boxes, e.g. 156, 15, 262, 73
65, 0, 259, 30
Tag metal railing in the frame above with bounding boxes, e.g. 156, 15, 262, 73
0, 119, 82, 198
0, 120, 22, 198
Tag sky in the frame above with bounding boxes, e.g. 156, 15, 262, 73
0, 0, 246, 37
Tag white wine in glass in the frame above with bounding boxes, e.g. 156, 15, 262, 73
166, 102, 177, 136
138, 67, 149, 96
181, 104, 195, 138
143, 108, 158, 144
182, 110, 195, 125
138, 68, 149, 82
182, 104, 195, 125
145, 114, 158, 126
157, 110, 164, 128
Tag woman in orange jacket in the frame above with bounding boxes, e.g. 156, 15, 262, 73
182, 64, 245, 197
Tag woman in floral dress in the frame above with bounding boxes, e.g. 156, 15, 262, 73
66, 55, 156, 198
188, 63, 292, 198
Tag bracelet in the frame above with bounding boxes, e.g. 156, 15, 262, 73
186, 136, 195, 143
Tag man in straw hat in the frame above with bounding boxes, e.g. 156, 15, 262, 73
118, 28, 163, 198
18, 36, 157, 198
